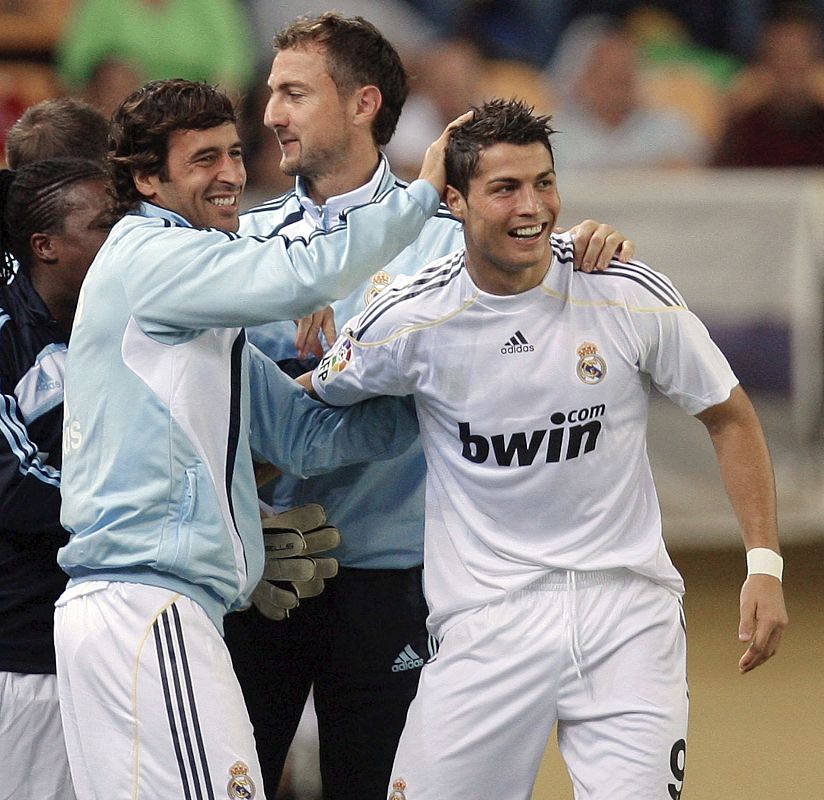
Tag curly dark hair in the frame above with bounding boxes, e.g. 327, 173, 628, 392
0, 158, 108, 282
446, 99, 556, 196
274, 12, 408, 146
108, 79, 237, 217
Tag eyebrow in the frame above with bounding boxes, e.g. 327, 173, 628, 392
487, 168, 556, 184
187, 141, 243, 161
269, 77, 311, 91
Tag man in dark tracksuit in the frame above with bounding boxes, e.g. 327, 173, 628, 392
0, 155, 111, 800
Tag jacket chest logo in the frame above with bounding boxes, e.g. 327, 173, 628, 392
364, 270, 391, 305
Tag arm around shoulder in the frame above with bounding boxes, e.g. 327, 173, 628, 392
248, 347, 419, 478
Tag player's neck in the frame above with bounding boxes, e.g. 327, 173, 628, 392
305, 146, 381, 206
465, 257, 551, 296
30, 267, 77, 335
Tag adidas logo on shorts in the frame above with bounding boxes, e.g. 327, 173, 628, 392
501, 330, 534, 354
392, 644, 424, 672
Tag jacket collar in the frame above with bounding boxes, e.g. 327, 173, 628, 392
138, 202, 194, 228
293, 154, 392, 230
1, 269, 59, 329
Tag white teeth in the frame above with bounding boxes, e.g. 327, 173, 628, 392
209, 196, 235, 207
512, 224, 542, 238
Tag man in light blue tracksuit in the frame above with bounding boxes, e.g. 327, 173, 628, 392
53, 78, 458, 800
224, 13, 636, 800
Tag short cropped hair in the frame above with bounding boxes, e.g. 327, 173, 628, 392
108, 79, 237, 216
446, 99, 556, 196
274, 12, 408, 146
0, 158, 107, 280
5, 97, 109, 169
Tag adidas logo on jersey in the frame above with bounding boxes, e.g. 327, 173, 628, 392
392, 644, 425, 672
501, 330, 534, 354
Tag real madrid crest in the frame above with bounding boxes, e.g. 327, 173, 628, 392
227, 761, 256, 799
576, 341, 606, 384
388, 777, 408, 800
365, 270, 392, 305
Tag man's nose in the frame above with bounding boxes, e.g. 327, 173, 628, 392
263, 95, 286, 130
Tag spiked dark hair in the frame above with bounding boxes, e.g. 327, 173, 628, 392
274, 12, 409, 146
108, 79, 237, 217
4, 97, 109, 170
446, 99, 556, 196
0, 158, 107, 282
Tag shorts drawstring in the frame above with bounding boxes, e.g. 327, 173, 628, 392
528, 567, 631, 680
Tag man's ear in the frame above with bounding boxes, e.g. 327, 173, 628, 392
30, 232, 58, 264
133, 170, 158, 200
445, 185, 466, 221
351, 84, 381, 130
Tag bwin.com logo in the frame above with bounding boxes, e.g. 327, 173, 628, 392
501, 330, 534, 354
458, 404, 606, 466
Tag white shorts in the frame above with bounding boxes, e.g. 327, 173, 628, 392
54, 581, 265, 800
0, 671, 76, 800
389, 569, 688, 800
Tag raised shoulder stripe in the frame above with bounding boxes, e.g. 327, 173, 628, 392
551, 232, 574, 264
202, 226, 240, 241
589, 259, 687, 308
159, 217, 240, 241
350, 251, 466, 340
391, 179, 459, 222
245, 213, 334, 246
269, 192, 416, 248
433, 208, 459, 221
241, 189, 297, 215
250, 209, 305, 240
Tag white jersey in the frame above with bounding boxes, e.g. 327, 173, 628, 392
313, 252, 738, 635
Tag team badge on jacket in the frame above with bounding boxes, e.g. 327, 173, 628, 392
365, 269, 392, 305
576, 342, 607, 384
227, 761, 256, 798
388, 777, 408, 799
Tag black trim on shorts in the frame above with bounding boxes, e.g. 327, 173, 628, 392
153, 604, 215, 800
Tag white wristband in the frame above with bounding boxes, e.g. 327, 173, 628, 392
746, 548, 783, 581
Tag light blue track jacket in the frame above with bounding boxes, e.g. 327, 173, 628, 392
58, 187, 436, 632
239, 157, 574, 569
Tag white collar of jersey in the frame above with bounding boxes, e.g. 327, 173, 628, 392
462, 251, 560, 308
295, 154, 389, 229
138, 202, 193, 228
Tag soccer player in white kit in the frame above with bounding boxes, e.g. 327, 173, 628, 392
309, 99, 788, 800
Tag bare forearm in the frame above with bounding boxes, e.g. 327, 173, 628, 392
697, 386, 779, 552
697, 385, 787, 671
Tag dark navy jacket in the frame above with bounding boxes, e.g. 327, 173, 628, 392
0, 271, 69, 673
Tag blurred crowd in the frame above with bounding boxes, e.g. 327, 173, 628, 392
3, 0, 824, 193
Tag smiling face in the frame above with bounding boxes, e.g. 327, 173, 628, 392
135, 122, 246, 232
445, 141, 560, 295
264, 43, 355, 185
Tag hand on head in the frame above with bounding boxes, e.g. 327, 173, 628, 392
417, 110, 474, 196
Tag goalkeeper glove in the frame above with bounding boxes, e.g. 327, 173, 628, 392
251, 504, 340, 621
